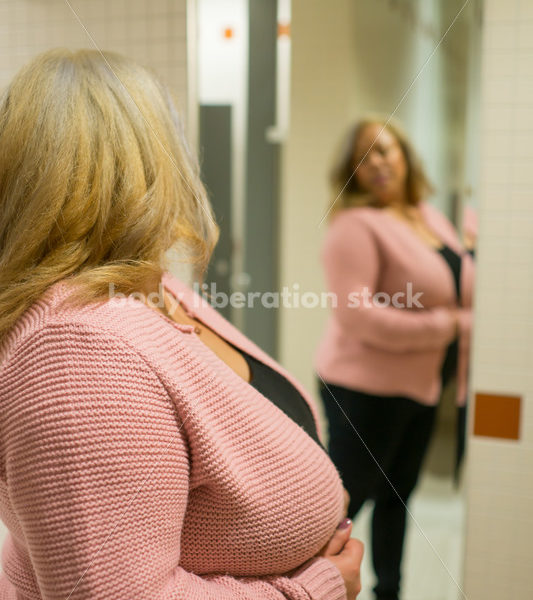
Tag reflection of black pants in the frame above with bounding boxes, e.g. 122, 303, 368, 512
319, 381, 437, 600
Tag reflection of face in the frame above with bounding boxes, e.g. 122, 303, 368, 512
353, 123, 408, 206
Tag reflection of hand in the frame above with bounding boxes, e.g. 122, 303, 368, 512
463, 230, 476, 251
318, 519, 364, 599
462, 206, 478, 251
450, 307, 472, 339
449, 308, 461, 338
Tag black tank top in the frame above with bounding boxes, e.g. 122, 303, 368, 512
235, 347, 321, 446
437, 244, 461, 386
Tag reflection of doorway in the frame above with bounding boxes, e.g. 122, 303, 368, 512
196, 0, 279, 356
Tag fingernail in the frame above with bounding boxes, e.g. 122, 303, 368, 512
337, 518, 351, 530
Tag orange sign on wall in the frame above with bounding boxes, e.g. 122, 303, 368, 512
473, 393, 521, 440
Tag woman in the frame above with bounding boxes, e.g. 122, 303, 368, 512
0, 50, 363, 599
314, 119, 474, 600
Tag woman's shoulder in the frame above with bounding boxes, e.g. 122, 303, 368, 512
419, 201, 462, 247
328, 205, 391, 235
419, 200, 453, 227
0, 279, 178, 368
332, 205, 381, 220
320, 207, 387, 261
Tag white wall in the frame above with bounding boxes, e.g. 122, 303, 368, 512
0, 0, 189, 123
197, 0, 247, 105
464, 0, 533, 597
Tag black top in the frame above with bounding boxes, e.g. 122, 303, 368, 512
236, 347, 322, 446
437, 244, 462, 387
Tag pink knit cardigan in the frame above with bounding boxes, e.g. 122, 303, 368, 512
314, 202, 474, 406
0, 272, 346, 599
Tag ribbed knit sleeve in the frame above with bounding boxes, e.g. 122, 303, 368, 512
322, 212, 456, 352
1, 323, 346, 600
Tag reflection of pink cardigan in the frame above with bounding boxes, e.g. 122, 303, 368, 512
0, 273, 346, 599
314, 203, 474, 406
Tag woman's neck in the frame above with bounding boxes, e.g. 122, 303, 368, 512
382, 197, 413, 214
376, 189, 409, 210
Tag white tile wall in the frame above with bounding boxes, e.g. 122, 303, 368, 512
518, 0, 533, 20
0, 0, 189, 121
465, 1, 533, 598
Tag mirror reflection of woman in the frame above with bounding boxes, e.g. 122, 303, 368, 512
315, 118, 474, 600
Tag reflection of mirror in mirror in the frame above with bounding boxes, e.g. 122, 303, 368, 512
281, 3, 481, 599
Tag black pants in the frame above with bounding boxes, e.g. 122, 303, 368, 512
319, 381, 437, 600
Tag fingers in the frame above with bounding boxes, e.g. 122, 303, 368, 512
324, 537, 365, 599
318, 518, 352, 557
343, 538, 364, 566
338, 539, 364, 599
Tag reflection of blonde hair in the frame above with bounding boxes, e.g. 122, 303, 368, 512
0, 49, 218, 345
327, 116, 434, 217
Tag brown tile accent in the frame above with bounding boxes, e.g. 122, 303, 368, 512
278, 23, 291, 38
473, 393, 521, 440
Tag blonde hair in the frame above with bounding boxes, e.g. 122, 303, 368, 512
0, 49, 218, 345
327, 116, 434, 217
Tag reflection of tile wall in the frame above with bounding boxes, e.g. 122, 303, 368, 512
465, 0, 533, 598
0, 0, 188, 121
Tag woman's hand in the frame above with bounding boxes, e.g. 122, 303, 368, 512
318, 518, 364, 599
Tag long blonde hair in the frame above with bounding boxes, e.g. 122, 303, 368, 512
0, 49, 218, 345
327, 117, 434, 217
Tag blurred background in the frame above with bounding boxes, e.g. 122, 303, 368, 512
1, 1, 532, 599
